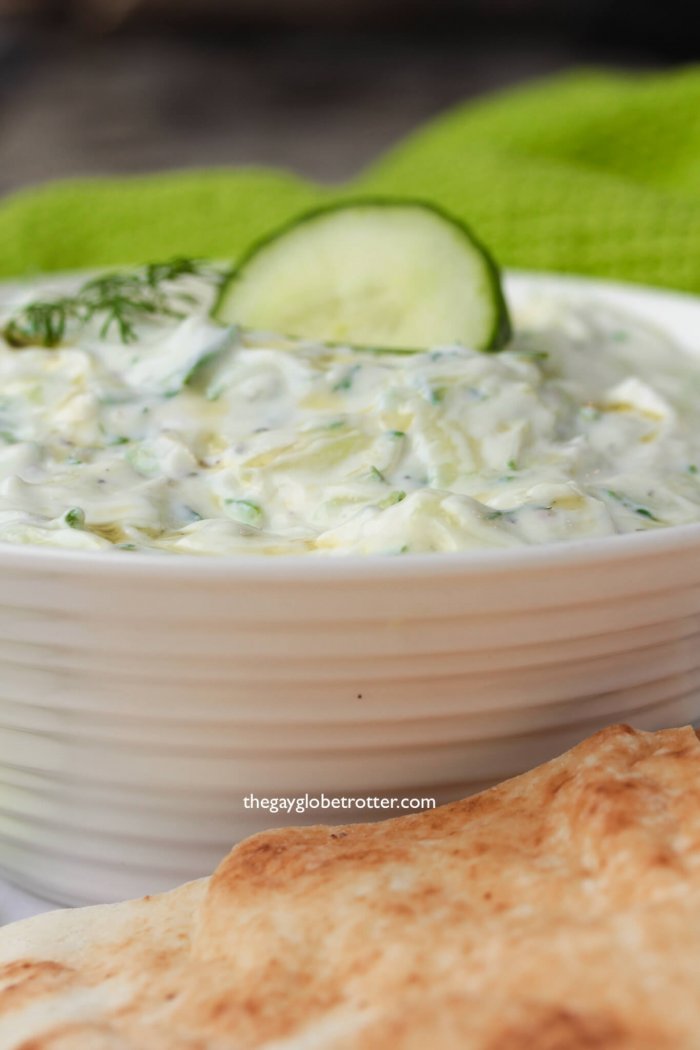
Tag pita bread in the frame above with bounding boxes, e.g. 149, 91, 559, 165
2, 724, 700, 1049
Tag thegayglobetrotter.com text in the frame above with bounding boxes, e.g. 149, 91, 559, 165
243, 793, 436, 816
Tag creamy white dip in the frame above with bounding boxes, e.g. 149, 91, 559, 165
1, 275, 699, 556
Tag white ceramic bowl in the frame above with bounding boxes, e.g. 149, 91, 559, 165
2, 272, 700, 906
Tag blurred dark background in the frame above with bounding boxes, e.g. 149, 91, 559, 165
0, 0, 696, 195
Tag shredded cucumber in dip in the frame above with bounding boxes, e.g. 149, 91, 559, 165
1, 271, 699, 556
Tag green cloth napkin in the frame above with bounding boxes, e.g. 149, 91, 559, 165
2, 68, 700, 291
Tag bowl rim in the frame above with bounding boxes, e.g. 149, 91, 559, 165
2, 269, 700, 581
2, 518, 700, 581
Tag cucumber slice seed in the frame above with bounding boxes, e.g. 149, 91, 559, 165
214, 200, 511, 353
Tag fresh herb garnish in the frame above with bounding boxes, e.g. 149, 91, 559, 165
3, 258, 225, 349
606, 489, 661, 522
333, 365, 360, 392
64, 507, 85, 528
519, 349, 549, 361
378, 490, 406, 509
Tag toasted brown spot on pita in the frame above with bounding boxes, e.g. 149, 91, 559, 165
484, 1006, 658, 1050
0, 960, 75, 1014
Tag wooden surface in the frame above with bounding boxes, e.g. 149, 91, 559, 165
0, 22, 653, 196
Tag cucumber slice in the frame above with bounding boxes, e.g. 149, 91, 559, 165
214, 200, 511, 353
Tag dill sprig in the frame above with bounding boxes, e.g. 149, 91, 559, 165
3, 258, 224, 349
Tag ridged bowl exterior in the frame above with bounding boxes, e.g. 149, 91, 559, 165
1, 274, 700, 905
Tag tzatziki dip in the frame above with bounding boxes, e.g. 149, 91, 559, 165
1, 268, 699, 557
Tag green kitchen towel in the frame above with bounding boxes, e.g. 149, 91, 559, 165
2, 68, 700, 291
